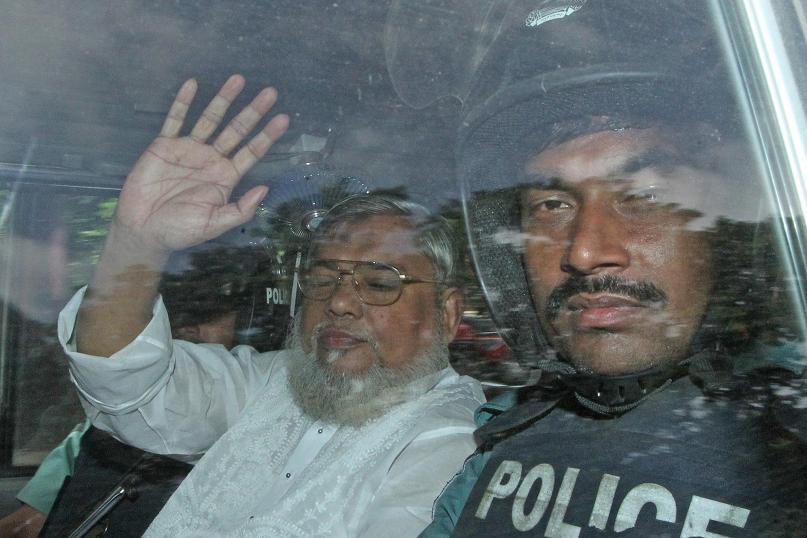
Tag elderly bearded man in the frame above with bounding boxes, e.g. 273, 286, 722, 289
422, 1, 807, 536
57, 76, 483, 536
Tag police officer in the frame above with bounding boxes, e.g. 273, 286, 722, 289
422, 1, 807, 535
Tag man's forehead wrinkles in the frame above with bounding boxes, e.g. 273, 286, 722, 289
317, 218, 416, 245
309, 258, 412, 274
312, 232, 423, 275
313, 243, 417, 270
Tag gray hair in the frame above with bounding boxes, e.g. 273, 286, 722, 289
312, 193, 459, 287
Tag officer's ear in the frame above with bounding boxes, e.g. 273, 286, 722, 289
439, 287, 464, 345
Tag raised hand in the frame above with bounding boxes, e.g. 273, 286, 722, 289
76, 76, 288, 357
115, 74, 289, 253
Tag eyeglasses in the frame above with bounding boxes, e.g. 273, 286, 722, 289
297, 259, 443, 306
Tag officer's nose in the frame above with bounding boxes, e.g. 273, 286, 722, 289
561, 199, 630, 276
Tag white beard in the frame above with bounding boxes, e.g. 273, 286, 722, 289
285, 313, 449, 426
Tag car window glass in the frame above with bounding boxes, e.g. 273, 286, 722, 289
0, 1, 805, 533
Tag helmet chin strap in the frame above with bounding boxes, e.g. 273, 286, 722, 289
571, 376, 675, 416
557, 354, 705, 416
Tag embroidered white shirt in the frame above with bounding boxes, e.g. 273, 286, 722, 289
58, 288, 485, 537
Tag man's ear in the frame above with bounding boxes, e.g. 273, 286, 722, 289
439, 287, 464, 344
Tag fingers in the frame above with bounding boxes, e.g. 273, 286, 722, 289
189, 74, 245, 143
212, 87, 278, 155
207, 185, 269, 236
162, 74, 289, 178
231, 114, 290, 177
159, 79, 198, 137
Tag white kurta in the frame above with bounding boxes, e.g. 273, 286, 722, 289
58, 289, 485, 536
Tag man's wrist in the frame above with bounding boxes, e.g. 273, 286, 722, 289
103, 223, 172, 270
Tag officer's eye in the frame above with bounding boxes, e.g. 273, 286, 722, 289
618, 187, 675, 218
530, 198, 573, 213
542, 199, 571, 211
623, 189, 661, 204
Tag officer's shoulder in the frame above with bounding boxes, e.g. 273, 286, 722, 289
474, 384, 568, 447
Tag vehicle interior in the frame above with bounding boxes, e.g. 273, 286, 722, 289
1, 0, 806, 533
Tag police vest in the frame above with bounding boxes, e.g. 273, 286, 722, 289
453, 379, 807, 537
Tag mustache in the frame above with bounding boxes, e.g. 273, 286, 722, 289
545, 274, 668, 320
310, 322, 379, 353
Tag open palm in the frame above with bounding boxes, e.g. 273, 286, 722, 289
115, 75, 289, 252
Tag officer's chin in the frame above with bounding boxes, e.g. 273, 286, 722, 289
556, 336, 678, 377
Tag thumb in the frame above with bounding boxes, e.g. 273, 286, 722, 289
238, 185, 269, 215
206, 185, 268, 237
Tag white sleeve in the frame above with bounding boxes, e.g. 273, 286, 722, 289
357, 421, 478, 537
58, 287, 281, 458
